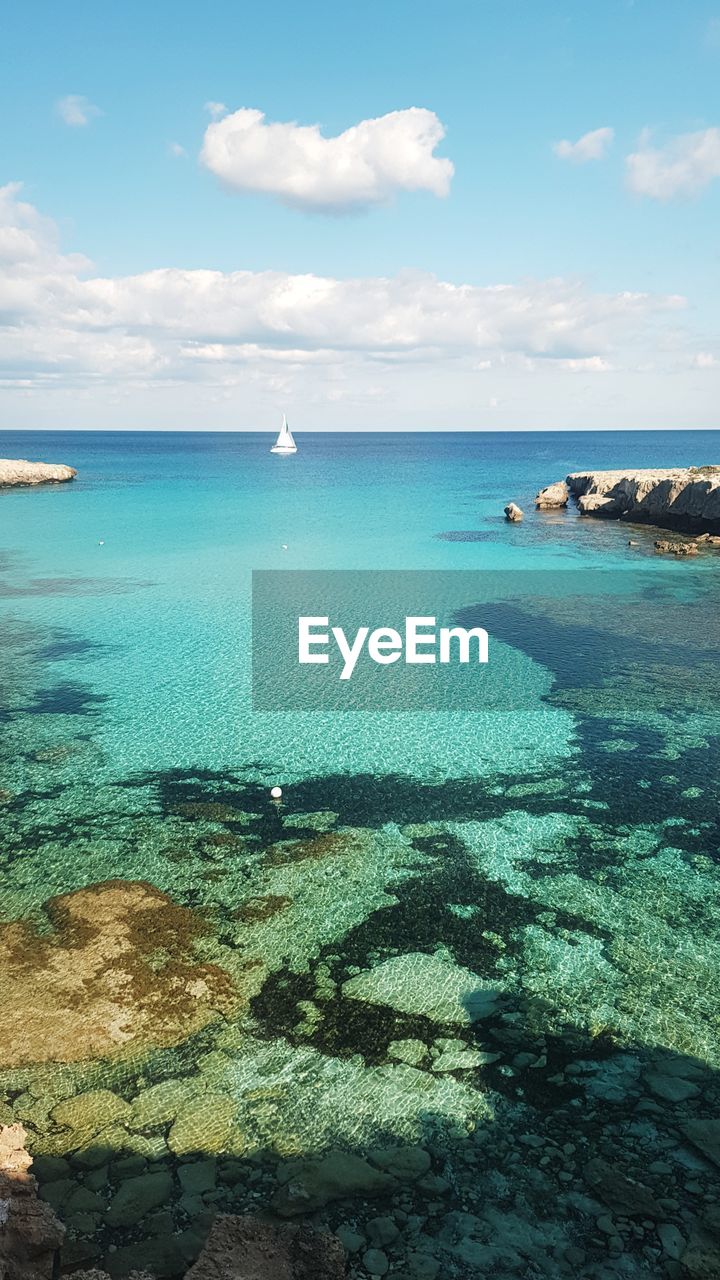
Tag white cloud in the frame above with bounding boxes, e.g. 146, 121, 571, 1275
204, 101, 228, 119
168, 142, 187, 158
692, 351, 718, 368
557, 356, 613, 372
56, 94, 101, 127
626, 127, 720, 199
1, 182, 709, 429
200, 107, 454, 211
553, 127, 614, 163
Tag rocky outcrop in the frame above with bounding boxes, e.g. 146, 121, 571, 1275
185, 1215, 346, 1280
0, 459, 76, 487
504, 502, 523, 522
654, 538, 698, 556
565, 466, 720, 532
0, 1124, 65, 1278
535, 481, 568, 509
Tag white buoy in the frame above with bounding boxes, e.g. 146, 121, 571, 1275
270, 785, 283, 800
281, 544, 288, 551
98, 540, 105, 546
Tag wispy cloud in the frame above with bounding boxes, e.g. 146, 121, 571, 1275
200, 106, 454, 212
168, 142, 187, 158
55, 94, 102, 128
204, 101, 228, 119
626, 126, 720, 199
553, 127, 614, 163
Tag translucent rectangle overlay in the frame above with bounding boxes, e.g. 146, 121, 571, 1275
251, 568, 719, 713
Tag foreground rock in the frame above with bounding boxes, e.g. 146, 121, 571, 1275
0, 458, 76, 487
184, 1215, 346, 1279
503, 502, 523, 522
68, 1216, 345, 1280
0, 1123, 64, 1279
535, 480, 568, 509
565, 466, 720, 531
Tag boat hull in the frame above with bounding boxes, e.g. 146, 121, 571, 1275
270, 445, 297, 454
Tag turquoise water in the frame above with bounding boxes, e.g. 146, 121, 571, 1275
1, 429, 720, 1276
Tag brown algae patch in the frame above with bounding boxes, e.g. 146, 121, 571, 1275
264, 831, 363, 868
235, 895, 294, 924
0, 879, 240, 1068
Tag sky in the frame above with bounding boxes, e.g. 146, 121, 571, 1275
1, 0, 719, 431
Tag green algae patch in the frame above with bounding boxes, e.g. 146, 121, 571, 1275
0, 880, 240, 1068
235, 894, 293, 923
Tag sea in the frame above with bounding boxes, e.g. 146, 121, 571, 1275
1, 428, 719, 1274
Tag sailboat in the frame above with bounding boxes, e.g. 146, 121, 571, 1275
270, 414, 297, 454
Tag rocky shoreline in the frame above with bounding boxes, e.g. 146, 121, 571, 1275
563, 467, 720, 533
0, 458, 76, 487
3, 1026, 720, 1280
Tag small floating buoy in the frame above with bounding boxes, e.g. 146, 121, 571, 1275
98, 540, 105, 546
270, 785, 283, 800
281, 544, 288, 551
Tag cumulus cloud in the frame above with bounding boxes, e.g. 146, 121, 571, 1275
56, 94, 101, 127
554, 127, 614, 163
0, 182, 696, 418
626, 127, 720, 199
200, 106, 454, 211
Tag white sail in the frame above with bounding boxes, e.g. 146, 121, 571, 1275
270, 414, 297, 453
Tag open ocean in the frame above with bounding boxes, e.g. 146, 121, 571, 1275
1, 428, 719, 1276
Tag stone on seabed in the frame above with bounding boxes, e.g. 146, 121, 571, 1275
342, 952, 501, 1025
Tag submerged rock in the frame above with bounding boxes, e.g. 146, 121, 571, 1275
387, 1039, 427, 1068
168, 1093, 239, 1156
106, 1171, 173, 1227
644, 1070, 701, 1102
342, 953, 500, 1025
367, 1146, 431, 1181
129, 1077, 207, 1132
583, 1157, 662, 1217
0, 458, 76, 487
272, 1151, 396, 1216
680, 1119, 720, 1168
51, 1090, 131, 1136
185, 1214, 346, 1279
0, 1123, 65, 1278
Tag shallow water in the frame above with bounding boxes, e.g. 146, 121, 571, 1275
1, 429, 719, 1276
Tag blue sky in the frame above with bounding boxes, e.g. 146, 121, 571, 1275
1, 0, 719, 429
